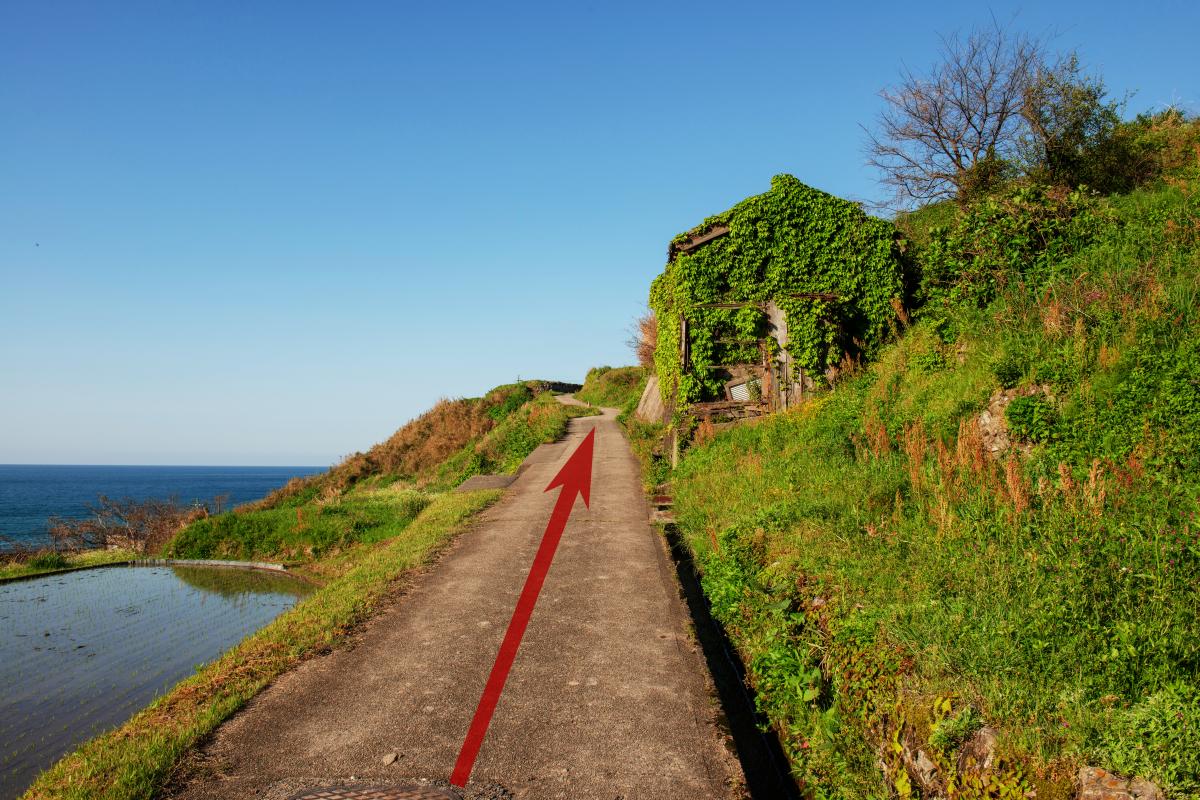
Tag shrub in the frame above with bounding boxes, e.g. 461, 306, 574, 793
1100, 682, 1200, 796
48, 495, 192, 554
917, 183, 1107, 314
912, 349, 946, 374
1004, 395, 1057, 443
929, 705, 983, 756
993, 353, 1026, 388
628, 310, 658, 370
26, 551, 69, 570
1020, 54, 1137, 194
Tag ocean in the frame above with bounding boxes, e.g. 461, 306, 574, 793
0, 464, 326, 550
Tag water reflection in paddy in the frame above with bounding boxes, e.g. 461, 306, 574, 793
0, 565, 313, 799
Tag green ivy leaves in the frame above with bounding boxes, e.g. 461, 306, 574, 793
650, 175, 905, 408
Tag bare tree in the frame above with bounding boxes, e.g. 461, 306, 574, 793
626, 309, 657, 370
866, 22, 1044, 207
48, 495, 196, 554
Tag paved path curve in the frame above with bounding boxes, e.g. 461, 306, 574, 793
167, 402, 744, 799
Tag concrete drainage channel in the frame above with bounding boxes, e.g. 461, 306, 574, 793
659, 519, 803, 799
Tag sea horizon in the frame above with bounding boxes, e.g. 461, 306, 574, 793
0, 464, 327, 549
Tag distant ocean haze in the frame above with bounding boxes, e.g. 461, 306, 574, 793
0, 464, 325, 550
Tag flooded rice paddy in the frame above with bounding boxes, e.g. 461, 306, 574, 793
0, 565, 313, 799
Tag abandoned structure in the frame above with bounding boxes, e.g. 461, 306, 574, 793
646, 174, 904, 424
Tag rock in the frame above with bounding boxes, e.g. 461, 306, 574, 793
906, 748, 939, 793
1078, 766, 1163, 800
1130, 778, 1164, 800
978, 392, 1015, 454
382, 751, 399, 766
977, 385, 1054, 456
958, 725, 999, 774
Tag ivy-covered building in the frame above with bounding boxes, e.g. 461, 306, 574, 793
649, 174, 905, 415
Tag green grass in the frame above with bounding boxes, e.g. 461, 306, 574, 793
623, 419, 671, 492
166, 487, 431, 562
665, 173, 1200, 798
894, 198, 958, 247
0, 548, 140, 581
424, 391, 598, 490
166, 388, 596, 562
21, 489, 500, 800
576, 366, 646, 410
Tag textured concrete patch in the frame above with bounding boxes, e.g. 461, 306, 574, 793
454, 475, 516, 492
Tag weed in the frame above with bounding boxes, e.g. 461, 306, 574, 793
24, 551, 69, 570
1099, 682, 1200, 796
1005, 396, 1057, 443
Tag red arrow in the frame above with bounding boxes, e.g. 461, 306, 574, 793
449, 427, 597, 788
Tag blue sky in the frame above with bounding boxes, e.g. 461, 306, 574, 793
2, 0, 1197, 465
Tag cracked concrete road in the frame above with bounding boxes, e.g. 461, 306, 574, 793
166, 400, 745, 799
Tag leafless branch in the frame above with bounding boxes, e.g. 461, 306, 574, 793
48, 495, 204, 554
865, 21, 1044, 208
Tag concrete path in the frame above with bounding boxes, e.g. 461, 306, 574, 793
166, 402, 744, 799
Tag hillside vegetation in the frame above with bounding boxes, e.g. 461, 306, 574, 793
576, 366, 646, 410
169, 383, 594, 564
663, 118, 1200, 797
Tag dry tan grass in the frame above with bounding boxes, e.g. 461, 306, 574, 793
368, 397, 495, 476
629, 310, 657, 369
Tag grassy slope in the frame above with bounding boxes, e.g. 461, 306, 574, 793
668, 175, 1200, 798
168, 388, 594, 565
576, 366, 646, 410
166, 487, 432, 563
0, 548, 139, 581
424, 391, 598, 491
22, 490, 499, 800
251, 382, 553, 509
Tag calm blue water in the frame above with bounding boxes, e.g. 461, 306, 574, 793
0, 465, 325, 549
